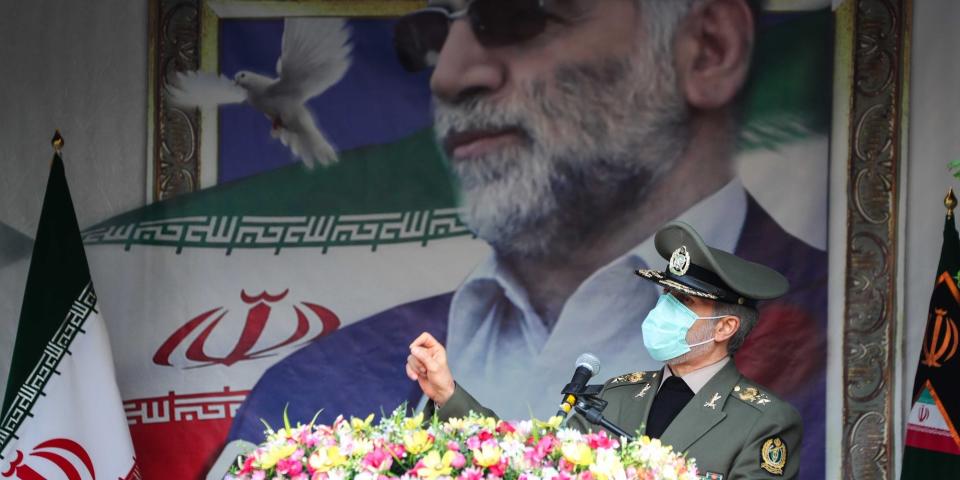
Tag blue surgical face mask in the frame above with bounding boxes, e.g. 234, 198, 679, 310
641, 293, 723, 362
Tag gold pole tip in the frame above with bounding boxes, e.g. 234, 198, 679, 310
51, 130, 64, 153
946, 187, 957, 217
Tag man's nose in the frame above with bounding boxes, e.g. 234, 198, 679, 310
429, 19, 506, 104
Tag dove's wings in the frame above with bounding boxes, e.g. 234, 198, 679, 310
270, 17, 352, 101
167, 71, 247, 108
274, 106, 338, 167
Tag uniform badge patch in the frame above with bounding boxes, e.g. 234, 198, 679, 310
669, 246, 691, 276
700, 473, 724, 480
760, 436, 787, 475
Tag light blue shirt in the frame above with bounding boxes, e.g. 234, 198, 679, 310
444, 180, 748, 420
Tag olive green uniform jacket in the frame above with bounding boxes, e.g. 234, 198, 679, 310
427, 361, 801, 480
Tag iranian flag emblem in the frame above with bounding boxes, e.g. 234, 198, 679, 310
0, 140, 138, 480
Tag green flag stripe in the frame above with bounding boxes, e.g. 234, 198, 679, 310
2, 154, 92, 425
82, 209, 474, 252
0, 283, 98, 451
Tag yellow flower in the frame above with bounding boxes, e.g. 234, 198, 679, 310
535, 416, 564, 430
404, 430, 434, 455
472, 444, 502, 468
404, 412, 425, 430
445, 417, 468, 432
351, 413, 376, 431
561, 442, 594, 466
257, 442, 297, 469
309, 445, 348, 472
418, 450, 456, 480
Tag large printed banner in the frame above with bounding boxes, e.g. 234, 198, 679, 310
84, 5, 832, 479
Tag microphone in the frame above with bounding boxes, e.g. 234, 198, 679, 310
556, 353, 600, 418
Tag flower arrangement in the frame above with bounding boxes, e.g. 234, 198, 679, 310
227, 407, 698, 480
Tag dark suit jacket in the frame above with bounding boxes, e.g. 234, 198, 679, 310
228, 196, 826, 478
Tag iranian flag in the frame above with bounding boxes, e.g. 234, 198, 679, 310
902, 193, 960, 476
0, 142, 138, 480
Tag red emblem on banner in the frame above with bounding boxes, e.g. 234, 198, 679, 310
2, 438, 95, 480
153, 289, 340, 367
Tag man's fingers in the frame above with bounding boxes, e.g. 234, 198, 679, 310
410, 346, 442, 373
407, 354, 427, 375
410, 332, 440, 350
405, 362, 419, 381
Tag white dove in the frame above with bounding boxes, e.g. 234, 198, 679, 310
167, 17, 352, 167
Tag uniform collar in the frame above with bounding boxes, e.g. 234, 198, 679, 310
661, 356, 731, 395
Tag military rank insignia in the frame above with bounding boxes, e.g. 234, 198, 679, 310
611, 372, 646, 384
760, 436, 787, 475
699, 473, 724, 480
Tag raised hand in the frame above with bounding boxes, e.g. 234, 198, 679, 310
406, 332, 456, 406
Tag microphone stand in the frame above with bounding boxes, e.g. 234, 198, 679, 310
568, 384, 635, 441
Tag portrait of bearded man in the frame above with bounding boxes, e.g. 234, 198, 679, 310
229, 0, 826, 476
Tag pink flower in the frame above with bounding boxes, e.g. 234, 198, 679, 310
579, 471, 595, 480
447, 441, 461, 452
251, 471, 265, 480
459, 467, 484, 480
240, 456, 256, 474
362, 448, 394, 471
535, 436, 557, 456
451, 452, 467, 469
277, 457, 304, 476
495, 421, 516, 435
488, 459, 508, 477
388, 443, 406, 458
466, 436, 481, 450
585, 432, 617, 450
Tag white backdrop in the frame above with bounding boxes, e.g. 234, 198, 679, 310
0, 0, 147, 397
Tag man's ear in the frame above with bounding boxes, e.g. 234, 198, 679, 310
673, 0, 754, 110
714, 315, 740, 343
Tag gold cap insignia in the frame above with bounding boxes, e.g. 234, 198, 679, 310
669, 246, 691, 276
760, 436, 787, 475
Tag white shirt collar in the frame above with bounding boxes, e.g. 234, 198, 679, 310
660, 356, 731, 395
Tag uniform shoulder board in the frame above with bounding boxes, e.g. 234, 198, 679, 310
732, 384, 774, 409
605, 370, 657, 387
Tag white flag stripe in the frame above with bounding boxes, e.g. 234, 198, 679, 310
87, 235, 489, 399
1, 287, 135, 478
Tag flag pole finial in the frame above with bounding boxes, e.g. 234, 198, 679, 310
946, 187, 957, 219
51, 130, 64, 153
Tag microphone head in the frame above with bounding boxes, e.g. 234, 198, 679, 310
575, 353, 601, 376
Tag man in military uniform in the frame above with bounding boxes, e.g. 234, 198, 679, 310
407, 221, 802, 479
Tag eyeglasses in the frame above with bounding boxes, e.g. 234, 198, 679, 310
393, 0, 552, 72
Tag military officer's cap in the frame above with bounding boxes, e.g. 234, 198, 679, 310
635, 221, 789, 307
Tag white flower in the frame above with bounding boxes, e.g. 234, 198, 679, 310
513, 420, 533, 438
540, 467, 560, 480
555, 428, 583, 443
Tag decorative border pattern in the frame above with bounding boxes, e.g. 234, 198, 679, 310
150, 0, 202, 202
125, 387, 250, 425
842, 0, 910, 478
0, 284, 98, 450
82, 209, 473, 254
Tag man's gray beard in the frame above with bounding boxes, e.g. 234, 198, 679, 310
433, 50, 690, 259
